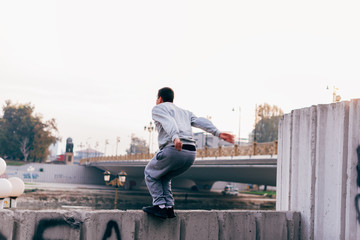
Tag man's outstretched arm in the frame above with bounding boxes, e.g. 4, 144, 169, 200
174, 132, 234, 151
219, 132, 235, 144
190, 112, 235, 144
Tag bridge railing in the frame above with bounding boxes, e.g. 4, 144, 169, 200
79, 141, 278, 165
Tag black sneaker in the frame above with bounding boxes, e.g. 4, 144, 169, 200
167, 207, 176, 218
142, 205, 168, 219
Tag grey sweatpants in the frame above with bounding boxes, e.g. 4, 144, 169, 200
144, 146, 196, 206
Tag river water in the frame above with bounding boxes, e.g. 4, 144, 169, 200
17, 184, 275, 211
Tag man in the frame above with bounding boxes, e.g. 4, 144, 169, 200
143, 87, 234, 218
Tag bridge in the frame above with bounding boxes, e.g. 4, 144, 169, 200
80, 142, 278, 189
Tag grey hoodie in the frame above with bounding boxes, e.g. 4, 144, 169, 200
152, 102, 221, 150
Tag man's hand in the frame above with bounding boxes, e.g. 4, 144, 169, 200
173, 138, 183, 151
219, 132, 235, 144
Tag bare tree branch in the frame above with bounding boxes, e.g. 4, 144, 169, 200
19, 137, 30, 162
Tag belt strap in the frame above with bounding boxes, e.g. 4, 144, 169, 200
182, 144, 196, 151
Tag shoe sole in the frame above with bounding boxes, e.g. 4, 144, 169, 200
143, 208, 167, 219
167, 208, 176, 218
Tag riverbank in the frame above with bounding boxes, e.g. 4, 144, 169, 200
17, 182, 275, 211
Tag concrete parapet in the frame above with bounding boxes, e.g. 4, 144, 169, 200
0, 210, 14, 240
277, 99, 360, 239
0, 210, 300, 240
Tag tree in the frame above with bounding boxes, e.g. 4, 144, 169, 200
19, 137, 30, 162
0, 100, 58, 161
126, 135, 149, 154
252, 103, 284, 143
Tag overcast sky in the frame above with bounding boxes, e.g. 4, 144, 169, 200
1, 1, 359, 155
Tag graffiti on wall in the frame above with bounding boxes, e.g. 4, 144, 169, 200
102, 220, 121, 240
23, 173, 39, 179
32, 218, 80, 240
0, 218, 122, 240
355, 146, 360, 224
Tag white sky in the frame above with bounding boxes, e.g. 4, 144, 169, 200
1, 1, 359, 155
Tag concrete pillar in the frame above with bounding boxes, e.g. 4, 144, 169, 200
0, 210, 14, 240
65, 152, 74, 165
276, 99, 360, 239
345, 99, 360, 240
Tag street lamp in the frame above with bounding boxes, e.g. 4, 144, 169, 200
27, 166, 35, 183
0, 158, 25, 209
104, 139, 109, 156
7, 177, 25, 208
104, 170, 111, 182
0, 178, 12, 209
326, 85, 341, 103
116, 137, 120, 156
144, 121, 154, 153
104, 170, 127, 209
0, 157, 6, 175
232, 107, 241, 145
95, 141, 99, 157
118, 170, 127, 185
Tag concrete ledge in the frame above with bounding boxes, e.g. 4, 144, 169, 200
0, 210, 300, 240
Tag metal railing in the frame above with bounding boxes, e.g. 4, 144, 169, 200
80, 141, 278, 165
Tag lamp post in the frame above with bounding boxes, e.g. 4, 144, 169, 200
205, 116, 212, 147
232, 107, 241, 145
326, 85, 341, 103
116, 137, 120, 156
0, 158, 25, 209
104, 139, 109, 156
27, 166, 35, 183
0, 179, 12, 209
95, 141, 99, 157
104, 170, 111, 182
0, 157, 6, 175
7, 177, 25, 208
332, 86, 341, 103
144, 121, 154, 153
104, 170, 127, 209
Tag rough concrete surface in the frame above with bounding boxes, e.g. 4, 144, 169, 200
0, 210, 14, 240
0, 210, 300, 240
277, 99, 360, 240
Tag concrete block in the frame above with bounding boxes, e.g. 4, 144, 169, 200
277, 113, 293, 211
289, 107, 317, 239
83, 210, 179, 240
83, 210, 180, 240
285, 211, 301, 240
82, 210, 138, 240
277, 99, 360, 240
138, 211, 180, 240
13, 210, 84, 240
0, 210, 301, 240
0, 210, 14, 240
314, 102, 349, 240
255, 211, 288, 240
345, 99, 360, 240
217, 210, 256, 240
177, 210, 219, 240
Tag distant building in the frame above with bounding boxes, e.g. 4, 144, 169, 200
74, 148, 104, 164
193, 132, 233, 149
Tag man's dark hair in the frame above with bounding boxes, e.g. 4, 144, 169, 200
158, 87, 174, 102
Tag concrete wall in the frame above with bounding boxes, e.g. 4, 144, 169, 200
4, 164, 104, 185
0, 210, 300, 240
276, 99, 360, 239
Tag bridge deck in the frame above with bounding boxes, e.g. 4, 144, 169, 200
87, 155, 277, 187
